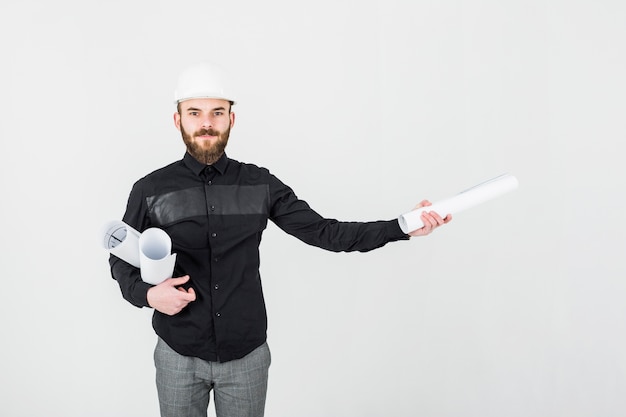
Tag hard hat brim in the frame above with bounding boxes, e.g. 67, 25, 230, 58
175, 95, 236, 106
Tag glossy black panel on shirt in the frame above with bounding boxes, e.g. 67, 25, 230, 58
146, 185, 269, 226
147, 187, 206, 226
208, 185, 269, 216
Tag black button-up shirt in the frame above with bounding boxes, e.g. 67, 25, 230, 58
110, 152, 409, 362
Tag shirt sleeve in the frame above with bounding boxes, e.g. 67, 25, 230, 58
268, 174, 409, 252
108, 180, 153, 308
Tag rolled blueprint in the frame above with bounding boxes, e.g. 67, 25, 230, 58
398, 173, 519, 233
101, 220, 141, 268
138, 227, 177, 285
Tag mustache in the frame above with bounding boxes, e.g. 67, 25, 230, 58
195, 128, 221, 136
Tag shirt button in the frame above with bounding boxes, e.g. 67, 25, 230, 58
214, 257, 219, 263
210, 205, 216, 211
214, 284, 219, 290
215, 312, 221, 317
207, 180, 212, 185
211, 232, 217, 238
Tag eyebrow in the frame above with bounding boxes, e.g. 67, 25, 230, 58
185, 106, 227, 112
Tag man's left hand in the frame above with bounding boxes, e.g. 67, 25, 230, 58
408, 199, 452, 237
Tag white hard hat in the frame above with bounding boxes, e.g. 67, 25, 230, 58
174, 62, 236, 105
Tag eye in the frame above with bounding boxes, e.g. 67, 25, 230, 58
214, 111, 224, 116
189, 111, 199, 116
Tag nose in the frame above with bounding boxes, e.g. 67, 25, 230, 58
201, 114, 213, 128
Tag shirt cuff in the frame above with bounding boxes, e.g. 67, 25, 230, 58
392, 218, 411, 240
133, 280, 154, 308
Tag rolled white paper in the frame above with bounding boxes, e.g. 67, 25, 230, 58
101, 220, 141, 268
399, 173, 519, 233
138, 227, 177, 285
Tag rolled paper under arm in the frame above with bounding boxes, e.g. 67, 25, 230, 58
101, 220, 141, 268
138, 227, 177, 285
398, 173, 519, 234
101, 221, 176, 285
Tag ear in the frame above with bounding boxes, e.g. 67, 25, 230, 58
230, 111, 236, 128
173, 111, 181, 131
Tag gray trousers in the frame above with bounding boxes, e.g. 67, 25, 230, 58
154, 338, 271, 417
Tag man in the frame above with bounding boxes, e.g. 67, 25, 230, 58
109, 62, 451, 417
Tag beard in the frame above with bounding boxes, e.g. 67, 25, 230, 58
181, 125, 230, 165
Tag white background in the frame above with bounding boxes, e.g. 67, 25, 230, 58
1, 1, 625, 416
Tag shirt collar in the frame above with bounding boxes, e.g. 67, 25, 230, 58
183, 152, 228, 176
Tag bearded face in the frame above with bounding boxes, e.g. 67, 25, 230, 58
175, 98, 234, 165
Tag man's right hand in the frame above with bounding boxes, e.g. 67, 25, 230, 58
147, 275, 196, 316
